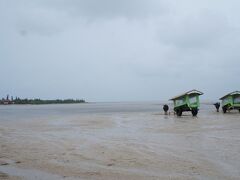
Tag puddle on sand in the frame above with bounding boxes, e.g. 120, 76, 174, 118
0, 171, 9, 179
0, 165, 79, 180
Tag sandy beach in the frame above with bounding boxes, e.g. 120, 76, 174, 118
0, 102, 240, 180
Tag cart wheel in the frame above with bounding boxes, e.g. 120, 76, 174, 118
176, 109, 182, 116
222, 107, 227, 113
191, 108, 198, 116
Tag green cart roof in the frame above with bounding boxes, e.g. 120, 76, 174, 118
219, 91, 240, 100
169, 89, 203, 101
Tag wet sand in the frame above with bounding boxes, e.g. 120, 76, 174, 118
0, 103, 240, 179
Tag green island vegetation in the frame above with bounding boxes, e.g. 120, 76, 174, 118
0, 95, 86, 105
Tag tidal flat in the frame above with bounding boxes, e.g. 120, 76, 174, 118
0, 103, 240, 180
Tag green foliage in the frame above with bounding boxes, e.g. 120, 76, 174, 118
1, 97, 85, 105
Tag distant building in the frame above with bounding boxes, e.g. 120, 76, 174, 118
3, 100, 10, 105
0, 95, 14, 105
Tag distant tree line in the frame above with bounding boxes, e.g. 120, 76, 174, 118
0, 96, 85, 105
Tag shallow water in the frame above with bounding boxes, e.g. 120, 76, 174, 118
0, 102, 240, 179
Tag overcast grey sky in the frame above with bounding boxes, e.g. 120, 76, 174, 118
1, 0, 239, 102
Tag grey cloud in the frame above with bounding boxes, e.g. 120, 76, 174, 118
158, 10, 230, 48
42, 0, 166, 19
0, 0, 240, 101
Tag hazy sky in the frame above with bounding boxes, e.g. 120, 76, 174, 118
1, 0, 239, 102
